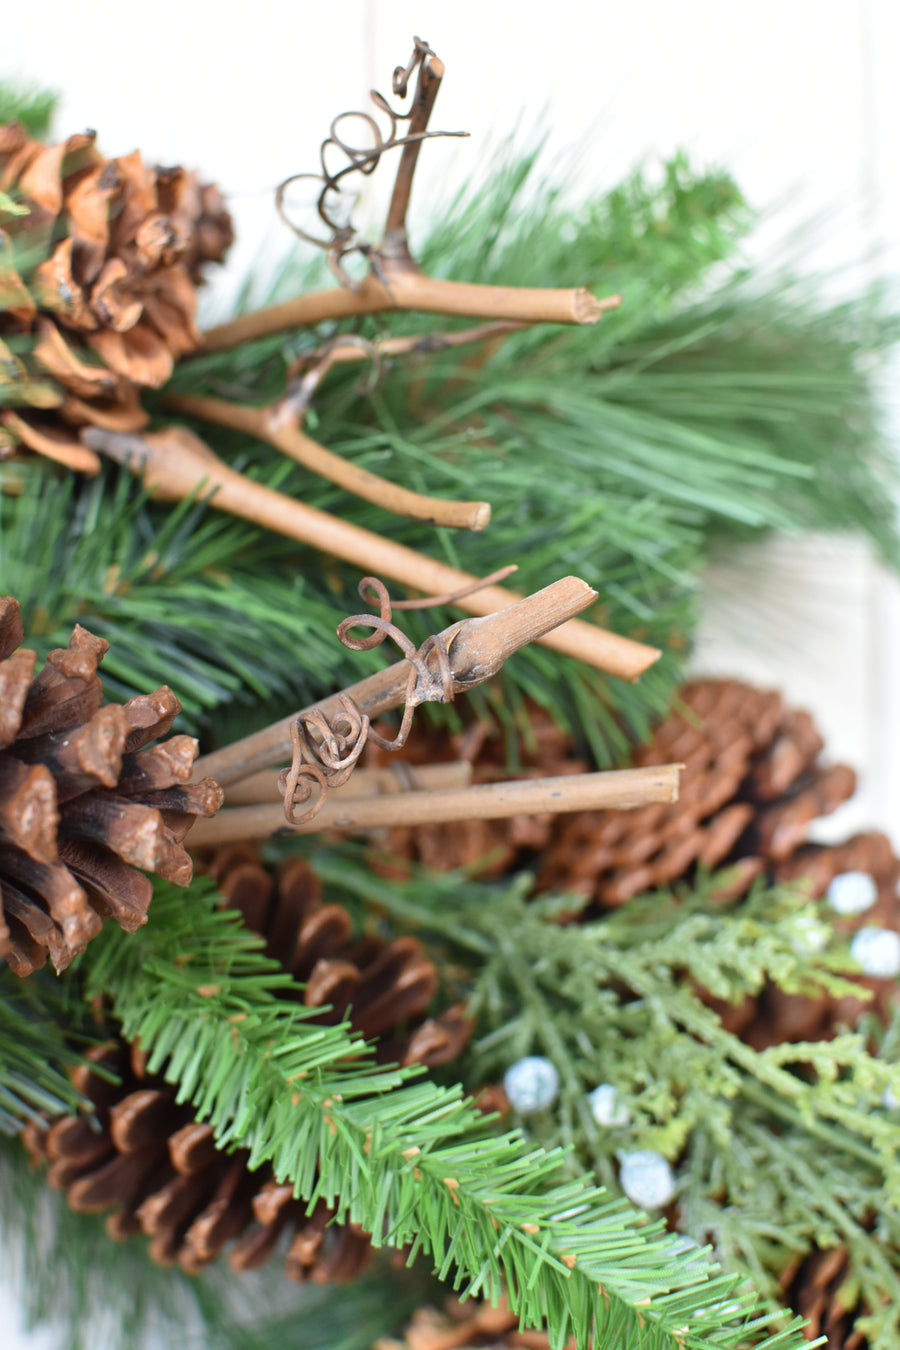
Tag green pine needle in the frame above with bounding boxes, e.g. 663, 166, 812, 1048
0, 80, 57, 138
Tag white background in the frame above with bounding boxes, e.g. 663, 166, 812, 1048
2, 2, 899, 1343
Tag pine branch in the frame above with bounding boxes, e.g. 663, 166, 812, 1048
0, 468, 371, 730
160, 151, 899, 758
0, 80, 57, 138
0, 970, 89, 1131
80, 880, 807, 1350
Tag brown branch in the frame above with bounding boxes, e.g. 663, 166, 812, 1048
222, 760, 472, 807
186, 764, 681, 847
188, 574, 603, 788
162, 392, 491, 532
384, 48, 444, 245
198, 277, 622, 354
82, 427, 660, 689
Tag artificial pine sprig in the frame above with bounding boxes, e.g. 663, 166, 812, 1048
0, 969, 90, 1131
79, 878, 807, 1350
0, 467, 376, 729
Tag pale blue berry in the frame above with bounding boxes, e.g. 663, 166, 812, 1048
826, 871, 878, 916
588, 1083, 631, 1127
619, 1151, 675, 1209
850, 927, 900, 979
503, 1056, 559, 1114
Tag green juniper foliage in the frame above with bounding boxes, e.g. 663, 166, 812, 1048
75, 877, 808, 1350
311, 847, 900, 1347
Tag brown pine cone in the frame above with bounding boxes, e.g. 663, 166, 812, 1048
779, 1246, 868, 1350
364, 708, 586, 881
0, 120, 232, 470
374, 1298, 564, 1350
0, 595, 222, 975
23, 847, 473, 1283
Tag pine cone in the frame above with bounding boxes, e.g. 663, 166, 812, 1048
364, 709, 585, 881
779, 1247, 867, 1350
375, 1298, 562, 1350
23, 847, 473, 1282
0, 121, 232, 469
0, 595, 223, 975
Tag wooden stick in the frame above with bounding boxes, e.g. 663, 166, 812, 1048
83, 427, 660, 686
189, 574, 602, 787
198, 276, 622, 354
187, 764, 681, 847
162, 393, 491, 532
223, 760, 472, 807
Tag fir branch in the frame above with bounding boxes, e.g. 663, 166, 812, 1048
80, 879, 807, 1350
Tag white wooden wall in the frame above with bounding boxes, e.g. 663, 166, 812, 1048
2, 3, 899, 1342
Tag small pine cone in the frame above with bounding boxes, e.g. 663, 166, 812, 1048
779, 1246, 869, 1350
374, 1298, 563, 1350
0, 596, 222, 974
0, 121, 232, 470
23, 848, 473, 1283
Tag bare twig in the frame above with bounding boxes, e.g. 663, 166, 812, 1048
222, 760, 472, 807
162, 392, 491, 532
186, 764, 681, 847
188, 574, 604, 787
83, 426, 660, 686
198, 279, 621, 354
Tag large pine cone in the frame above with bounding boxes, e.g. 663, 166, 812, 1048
23, 848, 472, 1282
0, 595, 222, 974
0, 120, 232, 470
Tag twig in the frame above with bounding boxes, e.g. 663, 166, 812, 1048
162, 392, 491, 532
189, 574, 603, 787
187, 764, 681, 847
222, 760, 472, 807
198, 278, 621, 354
82, 427, 660, 686
383, 43, 445, 248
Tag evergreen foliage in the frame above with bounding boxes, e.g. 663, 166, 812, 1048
159, 150, 899, 756
0, 79, 56, 138
0, 969, 89, 1132
0, 468, 377, 732
311, 846, 900, 1346
76, 877, 808, 1350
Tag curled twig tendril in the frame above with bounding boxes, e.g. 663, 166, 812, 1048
278, 695, 370, 825
279, 569, 516, 824
274, 37, 465, 285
